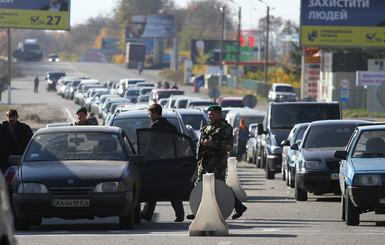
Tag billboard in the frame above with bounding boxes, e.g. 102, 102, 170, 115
125, 14, 174, 39
0, 0, 70, 30
300, 0, 385, 47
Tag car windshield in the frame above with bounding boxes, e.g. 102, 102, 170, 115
24, 132, 125, 161
158, 91, 184, 99
352, 130, 385, 157
49, 73, 65, 80
270, 104, 340, 129
180, 114, 208, 130
220, 100, 244, 107
303, 125, 356, 148
112, 117, 181, 146
275, 86, 294, 93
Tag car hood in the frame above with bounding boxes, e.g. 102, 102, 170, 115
302, 147, 345, 161
270, 129, 291, 145
351, 158, 385, 172
20, 160, 128, 186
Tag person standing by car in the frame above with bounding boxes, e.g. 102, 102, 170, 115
2, 109, 33, 154
234, 118, 249, 162
70, 107, 96, 126
0, 123, 20, 174
189, 105, 247, 219
138, 62, 144, 75
141, 103, 185, 222
33, 75, 39, 93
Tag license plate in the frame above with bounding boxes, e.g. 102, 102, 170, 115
52, 199, 90, 207
330, 173, 339, 180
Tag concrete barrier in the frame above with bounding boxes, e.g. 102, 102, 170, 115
189, 173, 228, 236
226, 157, 247, 202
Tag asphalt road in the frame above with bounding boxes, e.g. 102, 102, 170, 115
5, 61, 385, 245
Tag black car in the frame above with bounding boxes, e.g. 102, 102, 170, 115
45, 71, 66, 91
10, 126, 142, 230
292, 120, 373, 201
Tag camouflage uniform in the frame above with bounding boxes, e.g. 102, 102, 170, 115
197, 118, 233, 183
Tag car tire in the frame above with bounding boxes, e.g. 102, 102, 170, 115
13, 213, 30, 231
285, 168, 290, 186
261, 151, 266, 169
247, 153, 253, 163
341, 193, 346, 222
134, 202, 141, 225
289, 169, 295, 188
119, 203, 135, 230
345, 190, 359, 225
295, 179, 308, 201
265, 160, 275, 180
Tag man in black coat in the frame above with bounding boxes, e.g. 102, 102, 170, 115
0, 124, 20, 174
141, 103, 185, 222
40, 0, 69, 11
2, 109, 33, 154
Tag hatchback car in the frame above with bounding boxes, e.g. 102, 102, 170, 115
293, 120, 372, 201
10, 126, 142, 231
335, 124, 385, 225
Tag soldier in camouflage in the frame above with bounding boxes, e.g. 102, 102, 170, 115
194, 105, 247, 219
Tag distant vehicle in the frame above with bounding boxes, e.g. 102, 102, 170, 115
45, 71, 66, 91
10, 126, 142, 231
124, 88, 140, 103
13, 38, 43, 61
293, 119, 372, 202
0, 173, 16, 244
175, 108, 209, 138
48, 53, 59, 62
218, 97, 245, 108
150, 89, 184, 104
246, 123, 259, 164
56, 77, 77, 96
186, 100, 216, 109
126, 42, 145, 69
335, 124, 385, 226
268, 83, 298, 102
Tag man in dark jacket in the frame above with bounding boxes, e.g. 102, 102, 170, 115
141, 103, 185, 222
0, 124, 20, 174
2, 109, 33, 154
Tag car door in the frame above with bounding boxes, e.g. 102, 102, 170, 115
136, 128, 197, 202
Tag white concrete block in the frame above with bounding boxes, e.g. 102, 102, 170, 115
189, 173, 228, 236
226, 157, 247, 202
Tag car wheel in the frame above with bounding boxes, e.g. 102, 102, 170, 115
261, 151, 266, 169
341, 193, 346, 222
134, 202, 141, 225
285, 168, 290, 186
119, 203, 135, 229
345, 190, 359, 225
289, 169, 295, 188
13, 213, 30, 231
247, 152, 253, 163
281, 165, 286, 181
265, 160, 275, 179
295, 179, 308, 201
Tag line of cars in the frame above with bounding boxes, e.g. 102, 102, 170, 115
246, 100, 385, 226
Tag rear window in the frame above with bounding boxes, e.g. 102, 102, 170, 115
303, 125, 356, 148
220, 100, 244, 107
158, 91, 184, 99
270, 104, 340, 129
275, 86, 294, 93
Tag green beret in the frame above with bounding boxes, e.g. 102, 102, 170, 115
207, 105, 222, 112
76, 107, 87, 115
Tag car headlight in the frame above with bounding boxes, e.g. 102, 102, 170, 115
304, 161, 326, 169
353, 175, 382, 186
17, 183, 48, 193
93, 181, 125, 192
271, 145, 282, 154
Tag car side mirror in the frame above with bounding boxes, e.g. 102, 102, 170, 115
290, 143, 299, 150
8, 155, 22, 166
281, 140, 290, 146
130, 155, 145, 165
334, 150, 348, 160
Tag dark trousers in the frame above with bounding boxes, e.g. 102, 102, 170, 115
142, 200, 184, 220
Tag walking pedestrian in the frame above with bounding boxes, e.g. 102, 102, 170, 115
34, 75, 39, 93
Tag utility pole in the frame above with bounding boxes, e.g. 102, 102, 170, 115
264, 6, 269, 84
235, 7, 241, 89
7, 28, 11, 105
219, 6, 225, 88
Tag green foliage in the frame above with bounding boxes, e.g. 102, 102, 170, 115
342, 109, 385, 119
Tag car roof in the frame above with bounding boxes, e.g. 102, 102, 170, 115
226, 109, 266, 116
219, 97, 243, 101
36, 126, 122, 135
270, 102, 339, 106
272, 83, 293, 87
357, 124, 385, 131
112, 108, 179, 119
309, 119, 373, 127
175, 108, 206, 115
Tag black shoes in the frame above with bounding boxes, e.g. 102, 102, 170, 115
186, 214, 195, 220
174, 216, 184, 222
232, 205, 247, 219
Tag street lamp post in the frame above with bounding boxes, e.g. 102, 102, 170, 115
259, 0, 269, 84
219, 6, 225, 88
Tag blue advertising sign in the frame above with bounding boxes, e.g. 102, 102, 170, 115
0, 0, 70, 30
340, 88, 349, 102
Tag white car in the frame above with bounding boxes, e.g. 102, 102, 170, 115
268, 83, 298, 102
